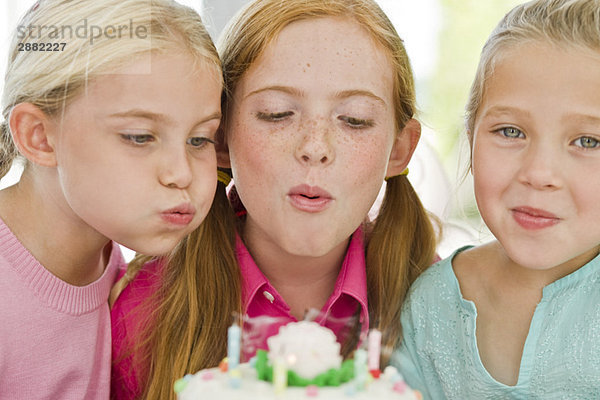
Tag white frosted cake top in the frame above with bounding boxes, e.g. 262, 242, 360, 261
267, 321, 342, 379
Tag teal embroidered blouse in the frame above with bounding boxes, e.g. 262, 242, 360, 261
392, 247, 600, 399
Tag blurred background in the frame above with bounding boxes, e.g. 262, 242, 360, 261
0, 0, 524, 258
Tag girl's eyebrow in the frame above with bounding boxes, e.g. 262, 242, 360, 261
107, 109, 222, 125
480, 105, 531, 119
244, 86, 386, 105
482, 105, 600, 126
245, 85, 303, 100
333, 89, 386, 106
564, 113, 600, 126
108, 109, 173, 124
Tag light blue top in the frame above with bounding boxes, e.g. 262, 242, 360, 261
392, 246, 600, 400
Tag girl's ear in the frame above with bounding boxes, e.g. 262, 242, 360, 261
215, 125, 231, 168
9, 103, 57, 167
386, 118, 421, 178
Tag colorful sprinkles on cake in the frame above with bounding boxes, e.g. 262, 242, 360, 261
176, 321, 422, 399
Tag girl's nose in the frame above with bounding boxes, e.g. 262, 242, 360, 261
517, 142, 562, 190
294, 119, 335, 166
158, 147, 193, 189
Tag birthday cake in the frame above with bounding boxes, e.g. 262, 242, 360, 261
175, 321, 420, 399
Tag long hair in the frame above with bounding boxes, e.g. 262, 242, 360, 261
131, 180, 240, 400
219, 0, 437, 366
465, 0, 600, 146
0, 0, 221, 180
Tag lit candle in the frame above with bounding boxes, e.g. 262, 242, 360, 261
367, 329, 382, 372
227, 321, 241, 370
273, 355, 287, 394
354, 348, 367, 390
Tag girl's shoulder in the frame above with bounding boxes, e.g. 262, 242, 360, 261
415, 245, 473, 283
405, 243, 503, 308
452, 241, 504, 300
452, 241, 500, 272
405, 246, 472, 308
402, 246, 479, 337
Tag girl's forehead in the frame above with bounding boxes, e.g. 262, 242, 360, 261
244, 17, 392, 83
477, 40, 600, 126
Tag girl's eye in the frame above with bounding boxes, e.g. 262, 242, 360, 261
256, 111, 294, 121
497, 127, 524, 139
121, 134, 154, 145
187, 137, 215, 148
573, 136, 599, 149
339, 115, 374, 129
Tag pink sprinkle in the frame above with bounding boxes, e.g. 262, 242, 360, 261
202, 372, 214, 381
393, 381, 407, 393
306, 385, 319, 397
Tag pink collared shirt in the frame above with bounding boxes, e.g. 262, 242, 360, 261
111, 227, 369, 399
238, 226, 369, 360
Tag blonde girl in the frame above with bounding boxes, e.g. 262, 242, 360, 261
111, 1, 437, 399
0, 0, 222, 398
395, 0, 600, 398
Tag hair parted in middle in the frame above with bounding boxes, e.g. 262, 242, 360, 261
218, 0, 438, 364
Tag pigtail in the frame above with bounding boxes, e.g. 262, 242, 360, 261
141, 180, 241, 400
0, 121, 18, 180
366, 175, 437, 366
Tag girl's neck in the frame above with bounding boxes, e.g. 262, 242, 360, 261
496, 243, 598, 290
242, 222, 350, 320
465, 241, 599, 292
0, 170, 110, 286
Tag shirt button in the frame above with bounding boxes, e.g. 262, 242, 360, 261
263, 290, 275, 303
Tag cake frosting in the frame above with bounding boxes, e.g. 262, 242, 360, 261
175, 321, 421, 399
266, 321, 343, 379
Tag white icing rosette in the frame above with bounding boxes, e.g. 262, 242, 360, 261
266, 321, 342, 379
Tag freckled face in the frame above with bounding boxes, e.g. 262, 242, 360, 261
226, 17, 399, 258
472, 42, 600, 271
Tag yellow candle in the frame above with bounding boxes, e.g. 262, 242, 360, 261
273, 355, 287, 394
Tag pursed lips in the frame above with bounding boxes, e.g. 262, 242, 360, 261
287, 184, 333, 213
161, 203, 196, 225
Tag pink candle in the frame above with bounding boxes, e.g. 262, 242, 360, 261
367, 329, 381, 371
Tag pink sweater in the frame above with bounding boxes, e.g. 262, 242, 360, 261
0, 218, 123, 400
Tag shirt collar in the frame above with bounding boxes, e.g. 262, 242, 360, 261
236, 226, 369, 330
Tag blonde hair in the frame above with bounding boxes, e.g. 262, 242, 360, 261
465, 0, 600, 142
219, 0, 437, 365
0, 0, 221, 178
129, 181, 240, 400
1, 1, 234, 400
